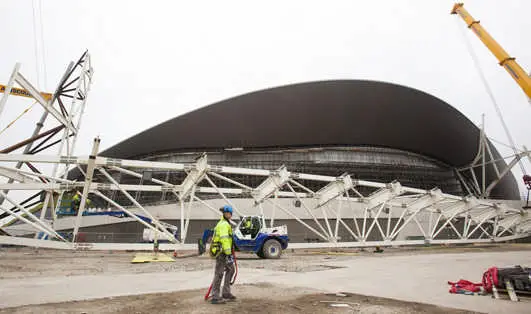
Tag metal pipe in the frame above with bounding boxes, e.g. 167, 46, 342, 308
1, 125, 64, 153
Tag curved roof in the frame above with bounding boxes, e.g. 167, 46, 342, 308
102, 80, 519, 199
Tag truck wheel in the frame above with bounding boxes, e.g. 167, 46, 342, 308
262, 239, 282, 259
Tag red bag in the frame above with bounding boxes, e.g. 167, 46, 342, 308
482, 267, 499, 293
448, 279, 482, 293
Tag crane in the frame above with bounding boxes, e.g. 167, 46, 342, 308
0, 84, 52, 101
451, 3, 531, 101
452, 3, 530, 204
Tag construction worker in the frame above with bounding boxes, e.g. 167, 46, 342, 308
71, 192, 81, 213
209, 205, 236, 304
241, 217, 252, 236
70, 191, 91, 214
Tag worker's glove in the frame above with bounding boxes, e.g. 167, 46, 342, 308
226, 254, 234, 265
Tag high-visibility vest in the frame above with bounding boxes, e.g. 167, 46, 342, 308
211, 217, 232, 256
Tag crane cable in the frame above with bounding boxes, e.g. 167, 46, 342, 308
31, 0, 47, 90
0, 101, 38, 136
31, 0, 41, 89
1, 1, 45, 136
455, 19, 527, 175
488, 136, 526, 153
38, 0, 48, 90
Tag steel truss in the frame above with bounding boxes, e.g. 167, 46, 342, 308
0, 54, 529, 251
455, 117, 531, 199
0, 143, 529, 250
0, 52, 93, 239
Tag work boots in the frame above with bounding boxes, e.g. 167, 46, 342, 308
211, 298, 226, 304
222, 293, 237, 301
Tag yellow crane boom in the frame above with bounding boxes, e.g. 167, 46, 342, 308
451, 3, 531, 100
0, 84, 52, 101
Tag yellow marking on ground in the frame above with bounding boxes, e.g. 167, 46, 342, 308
131, 252, 175, 263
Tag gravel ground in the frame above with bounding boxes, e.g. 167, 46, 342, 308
1, 243, 529, 280
0, 283, 478, 314
1, 243, 529, 313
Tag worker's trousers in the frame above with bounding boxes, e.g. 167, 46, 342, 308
211, 253, 235, 299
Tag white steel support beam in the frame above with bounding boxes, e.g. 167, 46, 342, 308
0, 235, 72, 250
320, 205, 335, 241
192, 195, 237, 226
0, 153, 89, 164
326, 205, 360, 241
179, 154, 208, 200
285, 182, 329, 237
455, 169, 474, 197
66, 53, 92, 157
497, 214, 523, 236
0, 165, 74, 184
485, 154, 525, 196
15, 72, 76, 133
374, 215, 387, 240
37, 191, 52, 239
498, 226, 513, 238
270, 192, 277, 227
363, 182, 404, 210
478, 224, 492, 238
351, 187, 364, 198
432, 197, 479, 239
179, 199, 184, 245
110, 166, 173, 187
516, 217, 531, 234
208, 171, 253, 191
345, 190, 362, 239
0, 192, 66, 241
364, 202, 386, 241
98, 168, 177, 243
334, 198, 342, 239
0, 154, 188, 173
447, 219, 463, 238
469, 168, 481, 196
288, 179, 315, 195
252, 166, 290, 204
0, 63, 20, 118
93, 191, 169, 240
73, 138, 100, 242
265, 199, 329, 242
0, 203, 59, 239
468, 213, 495, 238
182, 185, 196, 244
412, 215, 428, 239
440, 197, 478, 219
316, 174, 354, 208
386, 205, 392, 239
0, 167, 41, 183
258, 203, 264, 219
484, 140, 501, 178
204, 174, 245, 217
390, 189, 443, 240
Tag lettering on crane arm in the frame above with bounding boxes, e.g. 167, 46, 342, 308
0, 85, 52, 101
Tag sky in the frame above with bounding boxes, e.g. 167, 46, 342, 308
0, 0, 530, 196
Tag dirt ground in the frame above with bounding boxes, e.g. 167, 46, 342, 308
0, 283, 478, 314
1, 243, 529, 280
1, 244, 530, 313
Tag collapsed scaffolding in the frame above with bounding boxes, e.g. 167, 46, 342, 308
0, 53, 530, 251
1, 141, 530, 251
